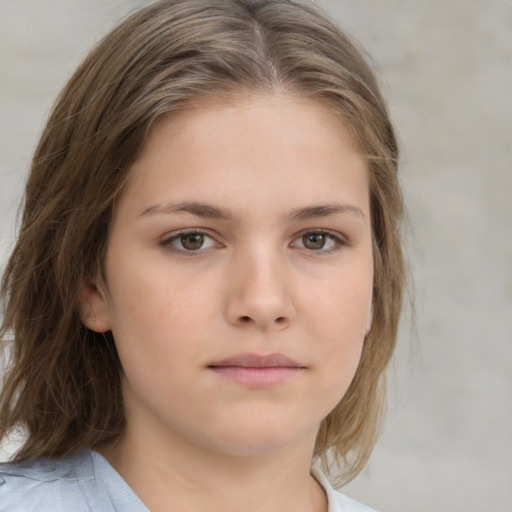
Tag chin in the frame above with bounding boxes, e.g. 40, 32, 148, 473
197, 420, 318, 458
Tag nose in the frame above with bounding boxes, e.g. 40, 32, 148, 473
224, 247, 296, 331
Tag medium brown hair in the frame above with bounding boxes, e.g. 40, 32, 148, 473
0, 0, 404, 484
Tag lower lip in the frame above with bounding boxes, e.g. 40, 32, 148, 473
209, 366, 303, 387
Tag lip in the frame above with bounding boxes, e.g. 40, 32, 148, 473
207, 353, 306, 387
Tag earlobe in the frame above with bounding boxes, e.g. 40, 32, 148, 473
78, 281, 111, 333
365, 306, 373, 336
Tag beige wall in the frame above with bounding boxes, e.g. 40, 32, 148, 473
1, 1, 511, 510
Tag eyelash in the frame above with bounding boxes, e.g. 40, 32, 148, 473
160, 228, 220, 255
292, 229, 349, 254
160, 228, 349, 256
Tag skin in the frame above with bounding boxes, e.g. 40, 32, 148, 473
81, 93, 374, 512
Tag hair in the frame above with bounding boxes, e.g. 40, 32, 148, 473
0, 0, 404, 484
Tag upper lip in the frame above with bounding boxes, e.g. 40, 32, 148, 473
208, 353, 304, 368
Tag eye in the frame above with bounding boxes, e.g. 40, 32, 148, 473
161, 230, 218, 252
291, 230, 346, 252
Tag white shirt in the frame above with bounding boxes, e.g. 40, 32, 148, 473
0, 449, 377, 511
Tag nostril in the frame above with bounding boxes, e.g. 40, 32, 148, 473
234, 314, 290, 327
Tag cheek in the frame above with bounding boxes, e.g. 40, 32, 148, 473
307, 273, 372, 336
304, 269, 372, 385
105, 259, 217, 373
106, 249, 205, 327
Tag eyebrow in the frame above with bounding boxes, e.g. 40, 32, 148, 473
139, 201, 234, 220
139, 201, 364, 221
287, 203, 365, 221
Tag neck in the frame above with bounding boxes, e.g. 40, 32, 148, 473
96, 424, 327, 512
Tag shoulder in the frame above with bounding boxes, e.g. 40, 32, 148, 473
328, 489, 380, 512
311, 466, 379, 512
0, 449, 94, 512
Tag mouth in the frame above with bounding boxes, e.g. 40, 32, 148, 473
207, 353, 306, 387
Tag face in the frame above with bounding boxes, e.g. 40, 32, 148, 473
83, 94, 373, 458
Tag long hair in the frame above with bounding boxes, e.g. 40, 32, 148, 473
0, 0, 404, 484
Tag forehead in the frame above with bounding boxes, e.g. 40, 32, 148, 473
149, 92, 361, 154
116, 93, 369, 220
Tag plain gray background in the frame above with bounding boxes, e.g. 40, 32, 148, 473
1, 1, 511, 511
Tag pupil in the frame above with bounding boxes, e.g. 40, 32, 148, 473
304, 233, 325, 250
181, 233, 204, 250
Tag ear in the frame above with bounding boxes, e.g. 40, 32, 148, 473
78, 280, 111, 333
365, 305, 374, 336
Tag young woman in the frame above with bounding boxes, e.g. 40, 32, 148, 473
0, 1, 405, 511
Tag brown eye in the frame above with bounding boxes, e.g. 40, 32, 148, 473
163, 230, 217, 253
302, 233, 326, 250
291, 231, 345, 253
180, 233, 204, 250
